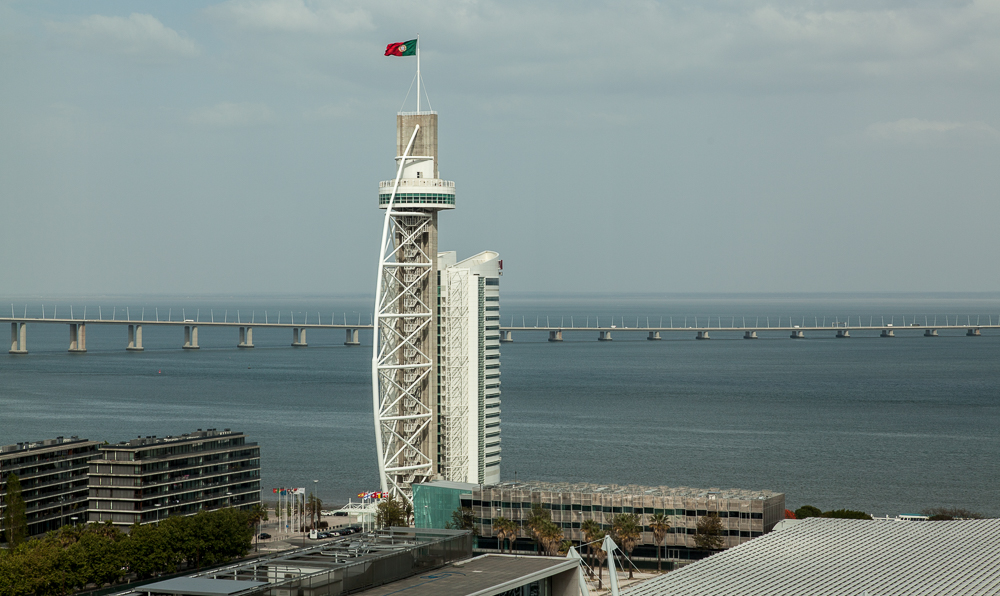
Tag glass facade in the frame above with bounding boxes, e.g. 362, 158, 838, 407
379, 193, 456, 205
413, 482, 471, 530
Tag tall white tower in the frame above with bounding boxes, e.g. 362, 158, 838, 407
372, 108, 503, 503
372, 111, 454, 502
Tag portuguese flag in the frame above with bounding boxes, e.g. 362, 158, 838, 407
385, 39, 416, 57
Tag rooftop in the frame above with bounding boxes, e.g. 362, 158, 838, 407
623, 517, 1000, 596
135, 578, 268, 596
356, 554, 578, 596
104, 429, 245, 449
116, 528, 474, 596
480, 480, 781, 500
0, 436, 98, 455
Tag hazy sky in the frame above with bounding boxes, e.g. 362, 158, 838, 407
2, 0, 999, 296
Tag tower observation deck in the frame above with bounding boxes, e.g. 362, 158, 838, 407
378, 112, 456, 210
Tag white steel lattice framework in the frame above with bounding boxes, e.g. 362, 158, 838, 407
372, 126, 434, 504
438, 267, 471, 482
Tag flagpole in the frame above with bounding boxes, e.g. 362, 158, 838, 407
416, 34, 420, 112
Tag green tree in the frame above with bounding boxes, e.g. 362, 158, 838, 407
493, 516, 518, 552
128, 521, 178, 579
694, 513, 725, 551
580, 519, 602, 578
446, 507, 477, 534
922, 507, 983, 520
649, 512, 671, 572
249, 503, 269, 526
821, 509, 873, 520
611, 513, 642, 578
2, 473, 28, 548
0, 507, 253, 594
0, 547, 32, 596
77, 523, 127, 588
376, 496, 411, 529
794, 505, 822, 519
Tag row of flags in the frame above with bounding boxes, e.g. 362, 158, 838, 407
272, 488, 386, 498
272, 487, 306, 495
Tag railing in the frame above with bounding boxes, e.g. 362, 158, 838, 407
378, 179, 455, 188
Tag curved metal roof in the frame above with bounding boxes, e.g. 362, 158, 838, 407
625, 517, 1000, 596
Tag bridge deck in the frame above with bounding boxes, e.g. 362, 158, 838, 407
3, 318, 994, 332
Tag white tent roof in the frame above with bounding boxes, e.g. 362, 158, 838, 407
624, 517, 1000, 596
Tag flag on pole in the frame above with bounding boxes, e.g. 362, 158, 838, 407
385, 39, 417, 57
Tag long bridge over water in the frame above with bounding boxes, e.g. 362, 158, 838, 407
4, 309, 997, 354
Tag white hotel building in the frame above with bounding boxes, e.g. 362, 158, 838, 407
437, 250, 503, 486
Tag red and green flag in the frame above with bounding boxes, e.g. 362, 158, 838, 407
384, 39, 416, 57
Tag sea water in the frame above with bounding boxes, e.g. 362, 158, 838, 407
1, 293, 998, 516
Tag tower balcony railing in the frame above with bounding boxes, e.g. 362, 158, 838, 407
379, 179, 455, 189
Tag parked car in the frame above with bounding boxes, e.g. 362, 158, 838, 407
258, 532, 271, 540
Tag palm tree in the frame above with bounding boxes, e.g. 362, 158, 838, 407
525, 504, 549, 554
539, 520, 564, 555
493, 516, 518, 553
307, 494, 317, 530
649, 512, 671, 572
611, 513, 642, 579
524, 504, 564, 556
581, 519, 602, 577
593, 529, 607, 590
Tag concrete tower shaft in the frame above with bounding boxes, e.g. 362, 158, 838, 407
397, 113, 438, 179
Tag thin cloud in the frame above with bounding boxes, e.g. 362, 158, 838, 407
303, 101, 360, 121
48, 13, 200, 59
865, 118, 1000, 143
189, 102, 274, 127
206, 0, 373, 33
